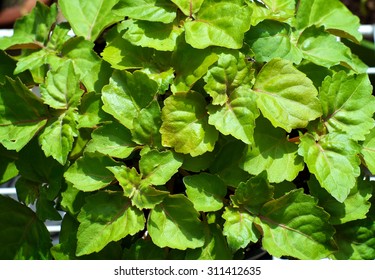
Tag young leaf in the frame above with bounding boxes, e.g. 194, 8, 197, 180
183, 173, 227, 212
64, 153, 120, 192
124, 20, 183, 51
0, 195, 52, 259
256, 189, 336, 260
222, 207, 260, 251
139, 149, 183, 186
0, 78, 48, 151
108, 165, 169, 209
160, 92, 218, 156
241, 116, 304, 183
40, 61, 84, 110
76, 191, 145, 256
39, 111, 77, 165
203, 50, 254, 106
85, 122, 136, 159
245, 20, 302, 64
231, 173, 274, 215
319, 71, 375, 141
59, 0, 123, 42
184, 0, 251, 49
309, 176, 372, 225
113, 0, 177, 23
296, 0, 362, 43
298, 133, 361, 203
252, 58, 322, 132
297, 26, 367, 73
102, 70, 158, 129
333, 218, 375, 260
147, 194, 205, 250
208, 86, 259, 144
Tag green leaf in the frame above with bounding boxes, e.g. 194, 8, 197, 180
76, 191, 145, 256
0, 2, 58, 50
209, 138, 250, 187
222, 207, 260, 251
114, 0, 176, 23
131, 100, 163, 147
245, 20, 302, 64
298, 133, 361, 203
362, 127, 375, 174
102, 70, 158, 129
40, 61, 83, 110
36, 189, 62, 221
147, 194, 205, 249
252, 58, 322, 132
184, 0, 251, 49
59, 0, 123, 42
124, 20, 183, 51
333, 218, 375, 260
160, 92, 218, 156
186, 223, 232, 260
183, 173, 227, 212
0, 195, 52, 259
248, 0, 295, 26
123, 239, 167, 260
77, 92, 113, 129
172, 39, 218, 92
85, 122, 136, 159
297, 26, 367, 73
14, 49, 50, 75
64, 152, 120, 192
0, 78, 48, 151
171, 0, 204, 16
296, 0, 362, 43
231, 173, 274, 214
203, 50, 254, 106
208, 86, 259, 145
241, 117, 304, 183
309, 176, 372, 225
257, 189, 335, 260
102, 23, 172, 71
108, 165, 169, 209
319, 72, 375, 141
60, 37, 112, 93
39, 111, 77, 165
139, 149, 183, 186
0, 145, 18, 184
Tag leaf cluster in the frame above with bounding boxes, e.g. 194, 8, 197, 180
0, 0, 374, 260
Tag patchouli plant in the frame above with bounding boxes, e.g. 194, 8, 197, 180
0, 0, 374, 260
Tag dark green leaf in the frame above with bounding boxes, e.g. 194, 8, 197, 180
0, 78, 48, 151
0, 195, 52, 259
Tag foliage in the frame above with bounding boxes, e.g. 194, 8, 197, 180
0, 0, 374, 260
